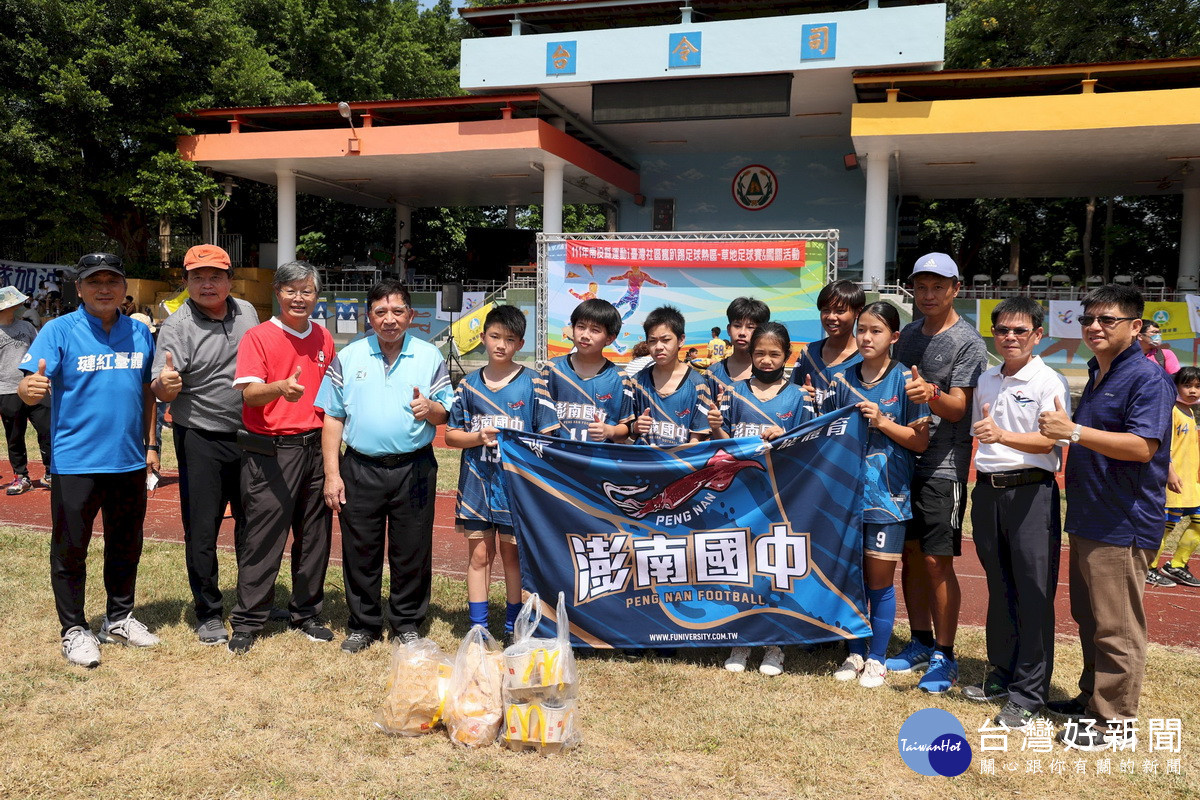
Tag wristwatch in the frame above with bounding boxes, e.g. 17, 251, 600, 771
929, 383, 941, 401
1069, 424, 1083, 444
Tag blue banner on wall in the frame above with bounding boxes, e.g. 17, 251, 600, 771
499, 408, 871, 648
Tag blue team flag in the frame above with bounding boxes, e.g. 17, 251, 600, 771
498, 407, 872, 648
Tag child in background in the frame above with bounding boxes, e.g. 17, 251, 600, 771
705, 297, 771, 396
829, 301, 930, 688
624, 340, 653, 376
685, 347, 709, 369
709, 321, 815, 676
792, 279, 865, 408
630, 305, 712, 446
538, 298, 634, 443
1148, 366, 1200, 588
708, 327, 728, 363
446, 306, 560, 642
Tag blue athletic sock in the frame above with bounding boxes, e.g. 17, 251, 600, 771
867, 585, 897, 662
468, 601, 489, 628
505, 602, 522, 633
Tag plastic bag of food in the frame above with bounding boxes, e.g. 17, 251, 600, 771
374, 637, 453, 736
502, 592, 582, 753
445, 625, 506, 748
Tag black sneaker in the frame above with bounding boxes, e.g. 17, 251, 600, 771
228, 631, 257, 655
340, 631, 380, 654
292, 618, 334, 642
1057, 723, 1110, 751
1045, 697, 1089, 721
397, 630, 420, 646
1160, 564, 1200, 587
962, 676, 1009, 703
1147, 568, 1177, 587
994, 701, 1037, 731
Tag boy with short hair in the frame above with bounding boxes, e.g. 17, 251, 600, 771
706, 297, 770, 396
539, 298, 634, 443
1147, 366, 1200, 588
707, 327, 728, 363
446, 306, 559, 641
631, 305, 712, 446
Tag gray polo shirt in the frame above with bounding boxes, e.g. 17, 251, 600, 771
152, 297, 259, 432
895, 315, 988, 482
0, 319, 41, 396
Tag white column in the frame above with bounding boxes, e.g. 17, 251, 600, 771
276, 169, 297, 267
1179, 175, 1200, 289
862, 153, 889, 288
543, 161, 564, 235
394, 204, 412, 274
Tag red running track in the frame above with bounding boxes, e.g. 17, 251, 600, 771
3, 455, 1198, 650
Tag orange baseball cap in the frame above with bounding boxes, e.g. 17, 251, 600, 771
183, 244, 232, 271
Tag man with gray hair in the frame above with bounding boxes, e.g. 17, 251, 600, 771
228, 261, 335, 654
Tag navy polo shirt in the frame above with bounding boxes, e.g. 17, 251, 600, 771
1064, 342, 1174, 548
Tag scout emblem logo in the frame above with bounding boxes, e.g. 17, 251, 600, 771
732, 165, 777, 211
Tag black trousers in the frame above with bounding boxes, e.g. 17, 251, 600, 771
339, 446, 437, 637
174, 424, 245, 622
231, 438, 331, 634
970, 476, 1061, 711
49, 470, 146, 635
1, 393, 50, 476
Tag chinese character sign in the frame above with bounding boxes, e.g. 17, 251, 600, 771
800, 23, 837, 61
546, 41, 577, 75
669, 32, 701, 68
498, 407, 871, 648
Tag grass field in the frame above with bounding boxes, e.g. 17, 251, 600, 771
1, 528, 1197, 800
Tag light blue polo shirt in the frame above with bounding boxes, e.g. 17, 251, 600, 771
315, 333, 454, 457
22, 307, 154, 474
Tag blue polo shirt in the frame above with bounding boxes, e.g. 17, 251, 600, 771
22, 307, 154, 474
1065, 342, 1174, 548
315, 333, 454, 457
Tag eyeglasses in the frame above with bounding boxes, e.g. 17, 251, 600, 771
78, 253, 123, 269
992, 326, 1033, 338
1078, 315, 1137, 328
279, 288, 317, 299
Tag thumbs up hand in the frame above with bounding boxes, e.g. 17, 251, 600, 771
1037, 395, 1075, 441
634, 407, 654, 436
280, 366, 305, 403
904, 365, 935, 405
159, 351, 183, 394
802, 374, 816, 397
19, 358, 51, 404
972, 402, 1004, 444
411, 386, 431, 421
707, 392, 725, 432
587, 409, 610, 442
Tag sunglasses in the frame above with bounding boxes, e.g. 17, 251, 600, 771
78, 253, 123, 269
992, 326, 1033, 338
1077, 315, 1137, 328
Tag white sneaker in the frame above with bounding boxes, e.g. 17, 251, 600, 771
859, 657, 887, 688
759, 645, 785, 676
834, 653, 865, 681
62, 626, 101, 668
99, 614, 161, 648
724, 646, 750, 672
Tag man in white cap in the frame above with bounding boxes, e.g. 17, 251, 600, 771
0, 286, 51, 494
151, 244, 259, 645
887, 252, 988, 694
18, 253, 160, 668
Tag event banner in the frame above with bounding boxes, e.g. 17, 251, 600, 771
498, 408, 872, 648
545, 236, 832, 362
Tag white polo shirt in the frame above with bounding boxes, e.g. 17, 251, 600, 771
972, 355, 1070, 474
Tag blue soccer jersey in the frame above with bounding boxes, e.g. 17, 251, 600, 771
538, 354, 635, 442
447, 366, 560, 526
792, 337, 863, 410
631, 365, 712, 446
718, 379, 814, 439
831, 361, 930, 524
704, 357, 737, 398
